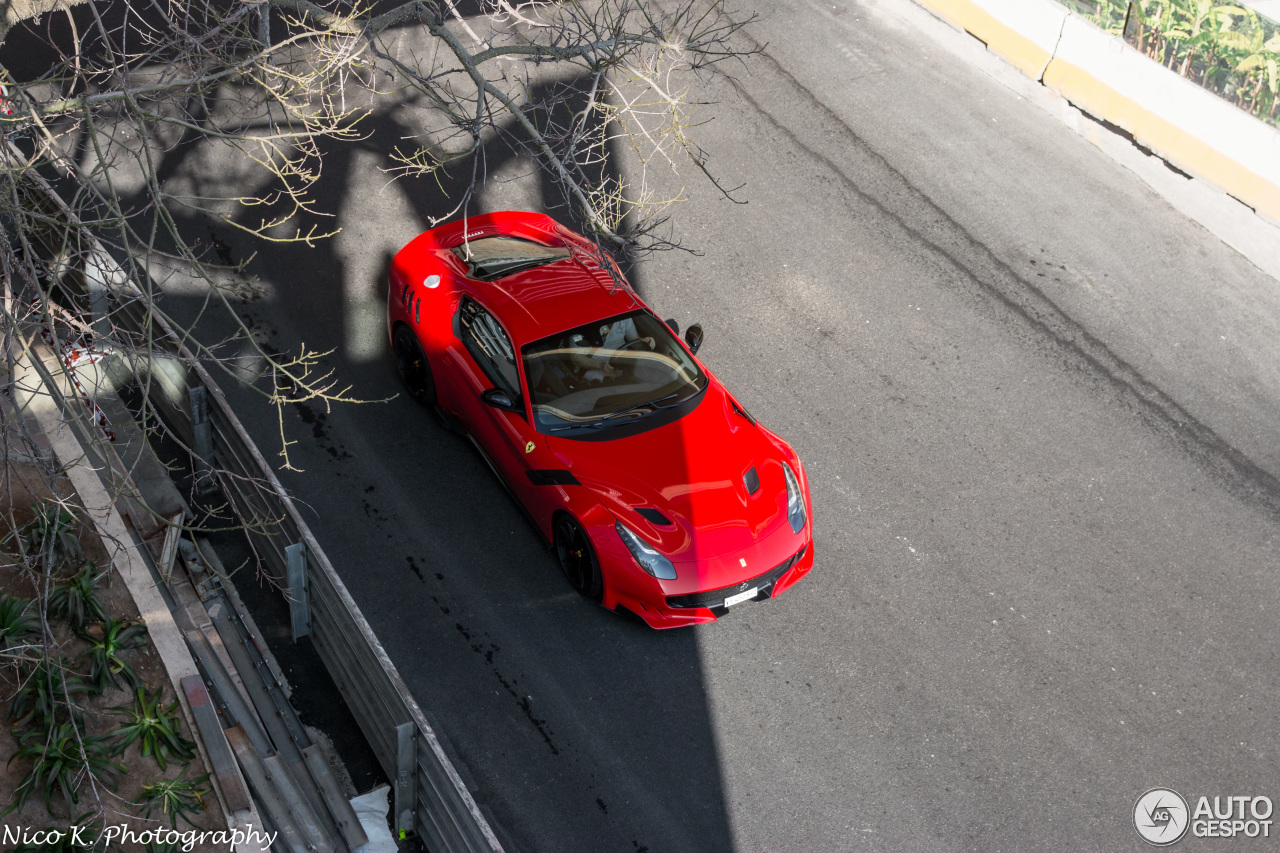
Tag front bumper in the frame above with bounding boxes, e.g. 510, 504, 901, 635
665, 544, 809, 610
606, 539, 815, 629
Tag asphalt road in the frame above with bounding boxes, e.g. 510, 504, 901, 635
167, 0, 1280, 849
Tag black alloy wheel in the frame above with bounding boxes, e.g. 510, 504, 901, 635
394, 326, 436, 406
554, 515, 602, 601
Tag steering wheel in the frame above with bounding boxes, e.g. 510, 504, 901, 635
617, 336, 656, 352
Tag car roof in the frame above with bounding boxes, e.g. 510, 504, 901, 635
401, 211, 647, 346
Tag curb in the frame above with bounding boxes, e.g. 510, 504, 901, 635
915, 0, 1280, 225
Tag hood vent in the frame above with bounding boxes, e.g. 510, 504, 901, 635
744, 466, 761, 496
728, 396, 757, 426
636, 507, 674, 527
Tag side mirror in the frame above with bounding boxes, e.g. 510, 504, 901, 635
664, 318, 680, 335
481, 388, 520, 411
684, 323, 704, 355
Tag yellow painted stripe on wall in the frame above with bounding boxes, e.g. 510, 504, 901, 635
917, 0, 1053, 78
1043, 59, 1280, 222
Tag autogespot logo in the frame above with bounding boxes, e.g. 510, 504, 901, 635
1135, 788, 1191, 846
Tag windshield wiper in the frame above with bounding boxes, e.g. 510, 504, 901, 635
549, 393, 681, 432
602, 393, 681, 422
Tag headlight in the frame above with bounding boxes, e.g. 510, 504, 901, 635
615, 521, 677, 580
782, 462, 807, 534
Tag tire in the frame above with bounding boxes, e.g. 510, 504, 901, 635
394, 325, 436, 407
554, 514, 603, 601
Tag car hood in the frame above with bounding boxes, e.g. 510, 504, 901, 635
548, 384, 793, 561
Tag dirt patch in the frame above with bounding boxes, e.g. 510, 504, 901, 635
0, 454, 227, 847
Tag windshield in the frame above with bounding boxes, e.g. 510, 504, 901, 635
523, 311, 707, 437
452, 236, 571, 281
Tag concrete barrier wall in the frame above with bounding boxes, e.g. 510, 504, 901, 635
916, 0, 1280, 224
920, 0, 1068, 78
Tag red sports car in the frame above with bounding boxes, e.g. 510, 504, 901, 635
387, 211, 813, 628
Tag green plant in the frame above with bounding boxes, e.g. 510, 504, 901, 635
6, 501, 83, 575
77, 618, 146, 694
8, 659, 91, 732
1091, 0, 1280, 125
109, 686, 196, 771
1229, 7, 1280, 113
47, 563, 106, 631
0, 592, 40, 649
5, 722, 126, 816
135, 768, 210, 828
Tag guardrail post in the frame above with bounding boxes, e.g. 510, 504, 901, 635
286, 542, 311, 641
395, 722, 417, 840
189, 386, 217, 495
83, 248, 116, 341
87, 277, 109, 340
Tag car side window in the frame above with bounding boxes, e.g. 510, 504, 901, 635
459, 298, 521, 403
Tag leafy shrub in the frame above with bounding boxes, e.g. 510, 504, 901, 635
77, 618, 146, 694
7, 659, 91, 732
109, 685, 196, 771
5, 721, 126, 816
135, 768, 210, 828
0, 592, 40, 649
48, 563, 106, 631
6, 501, 83, 575
1089, 1, 1280, 125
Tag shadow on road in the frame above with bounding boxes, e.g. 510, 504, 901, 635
142, 68, 734, 852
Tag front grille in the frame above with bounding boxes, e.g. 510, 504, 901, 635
666, 545, 807, 610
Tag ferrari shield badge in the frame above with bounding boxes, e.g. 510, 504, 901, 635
525, 441, 535, 454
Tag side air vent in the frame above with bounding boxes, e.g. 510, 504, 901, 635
743, 466, 761, 496
636, 508, 673, 526
728, 396, 757, 426
526, 469, 580, 486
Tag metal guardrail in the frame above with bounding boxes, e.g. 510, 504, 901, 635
12, 165, 504, 853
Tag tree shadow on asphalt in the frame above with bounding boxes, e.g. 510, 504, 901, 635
122, 65, 736, 853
